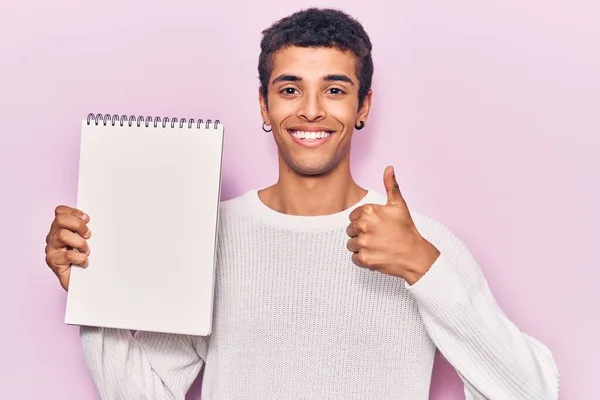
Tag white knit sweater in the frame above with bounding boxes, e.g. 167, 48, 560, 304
80, 189, 560, 399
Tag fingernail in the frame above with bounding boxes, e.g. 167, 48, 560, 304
85, 229, 91, 238
82, 213, 89, 222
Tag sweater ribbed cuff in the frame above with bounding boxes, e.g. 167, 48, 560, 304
405, 252, 472, 319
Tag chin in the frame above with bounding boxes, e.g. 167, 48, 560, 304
284, 157, 340, 177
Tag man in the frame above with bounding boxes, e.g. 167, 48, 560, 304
44, 8, 559, 400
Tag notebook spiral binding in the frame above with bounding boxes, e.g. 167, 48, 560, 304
86, 113, 221, 130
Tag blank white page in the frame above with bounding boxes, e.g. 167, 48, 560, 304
65, 117, 223, 336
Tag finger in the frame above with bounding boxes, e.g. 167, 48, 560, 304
47, 229, 90, 254
351, 251, 374, 269
45, 248, 87, 291
351, 250, 382, 271
346, 237, 361, 253
348, 205, 363, 222
54, 213, 91, 240
46, 247, 89, 270
55, 205, 90, 223
346, 220, 368, 238
346, 223, 358, 238
383, 165, 407, 207
351, 252, 361, 267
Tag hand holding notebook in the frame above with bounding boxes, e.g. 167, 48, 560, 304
45, 205, 92, 291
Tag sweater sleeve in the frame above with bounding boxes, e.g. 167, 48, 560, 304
80, 326, 207, 400
407, 220, 560, 400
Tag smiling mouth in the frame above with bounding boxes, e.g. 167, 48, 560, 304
288, 129, 334, 141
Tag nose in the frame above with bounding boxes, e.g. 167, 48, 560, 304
297, 91, 326, 122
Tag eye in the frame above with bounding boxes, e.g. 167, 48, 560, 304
280, 87, 299, 95
327, 87, 345, 95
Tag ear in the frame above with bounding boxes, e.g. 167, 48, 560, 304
357, 89, 373, 125
258, 88, 270, 125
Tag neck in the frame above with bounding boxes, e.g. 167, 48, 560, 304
258, 157, 367, 217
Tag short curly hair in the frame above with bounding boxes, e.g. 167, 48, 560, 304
258, 8, 374, 109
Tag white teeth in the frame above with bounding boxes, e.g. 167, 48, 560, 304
290, 130, 332, 140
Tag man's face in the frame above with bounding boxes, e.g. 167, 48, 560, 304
260, 46, 371, 176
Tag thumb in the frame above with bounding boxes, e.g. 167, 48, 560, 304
383, 165, 406, 206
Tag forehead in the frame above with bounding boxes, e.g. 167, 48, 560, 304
270, 46, 358, 81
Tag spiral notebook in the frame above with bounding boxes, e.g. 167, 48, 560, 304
64, 113, 224, 336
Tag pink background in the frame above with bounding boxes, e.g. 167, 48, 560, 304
1, 0, 598, 398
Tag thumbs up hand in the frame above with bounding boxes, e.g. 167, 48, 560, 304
347, 166, 440, 285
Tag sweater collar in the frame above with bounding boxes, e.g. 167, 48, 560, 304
240, 188, 385, 231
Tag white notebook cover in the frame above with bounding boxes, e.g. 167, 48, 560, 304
65, 115, 224, 336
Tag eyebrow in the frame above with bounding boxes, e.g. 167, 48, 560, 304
271, 74, 355, 85
324, 74, 355, 85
